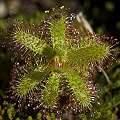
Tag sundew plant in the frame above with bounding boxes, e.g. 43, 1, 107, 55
1, 6, 119, 119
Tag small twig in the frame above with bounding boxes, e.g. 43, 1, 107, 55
76, 12, 93, 34
98, 66, 111, 84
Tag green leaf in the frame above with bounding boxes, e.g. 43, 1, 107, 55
50, 18, 66, 48
28, 116, 32, 120
17, 65, 50, 96
15, 30, 47, 54
42, 72, 60, 108
46, 115, 51, 120
51, 113, 55, 120
65, 68, 91, 106
37, 113, 42, 120
16, 118, 20, 120
68, 38, 109, 66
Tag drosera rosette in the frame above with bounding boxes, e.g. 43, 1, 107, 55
1, 6, 119, 118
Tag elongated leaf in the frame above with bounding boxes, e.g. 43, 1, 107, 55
16, 65, 50, 96
50, 18, 66, 48
65, 68, 91, 106
15, 30, 47, 54
42, 72, 60, 108
68, 38, 109, 65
